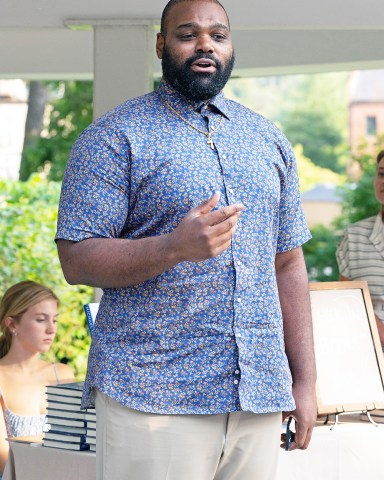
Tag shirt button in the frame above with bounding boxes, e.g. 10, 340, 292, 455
235, 369, 240, 374
228, 188, 234, 194
237, 260, 242, 266
222, 154, 227, 160
234, 379, 239, 385
237, 298, 242, 303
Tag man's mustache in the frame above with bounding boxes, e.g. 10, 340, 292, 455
185, 53, 222, 70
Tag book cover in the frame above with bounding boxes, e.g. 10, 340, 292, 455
46, 415, 87, 428
47, 424, 87, 435
47, 408, 86, 420
46, 393, 82, 405
43, 439, 90, 451
44, 431, 86, 444
83, 303, 99, 337
85, 435, 96, 445
86, 429, 96, 439
47, 400, 84, 412
84, 410, 96, 421
86, 421, 97, 430
46, 381, 84, 398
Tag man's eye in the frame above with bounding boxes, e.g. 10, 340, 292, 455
179, 34, 195, 40
212, 34, 226, 41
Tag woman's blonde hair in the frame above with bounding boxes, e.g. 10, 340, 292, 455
0, 281, 59, 358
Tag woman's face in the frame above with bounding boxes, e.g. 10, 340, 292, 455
9, 298, 58, 354
374, 157, 384, 205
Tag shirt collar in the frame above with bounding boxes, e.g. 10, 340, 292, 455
370, 212, 384, 246
156, 79, 231, 120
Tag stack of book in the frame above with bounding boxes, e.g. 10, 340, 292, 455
85, 409, 97, 452
43, 381, 96, 451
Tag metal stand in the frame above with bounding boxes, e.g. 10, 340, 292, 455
366, 411, 382, 427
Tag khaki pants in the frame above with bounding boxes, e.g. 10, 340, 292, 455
95, 390, 281, 480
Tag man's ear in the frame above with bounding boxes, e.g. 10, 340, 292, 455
156, 33, 165, 59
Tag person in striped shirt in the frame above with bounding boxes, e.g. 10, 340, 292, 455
336, 150, 384, 346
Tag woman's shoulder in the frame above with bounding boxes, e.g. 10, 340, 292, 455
346, 215, 377, 233
54, 362, 75, 384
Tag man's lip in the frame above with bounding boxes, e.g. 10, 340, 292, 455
191, 58, 216, 68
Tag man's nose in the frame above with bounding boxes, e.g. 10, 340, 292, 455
196, 34, 214, 53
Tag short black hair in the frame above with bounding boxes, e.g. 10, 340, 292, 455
377, 150, 384, 164
160, 0, 230, 36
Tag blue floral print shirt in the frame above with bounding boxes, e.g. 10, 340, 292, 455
56, 80, 311, 414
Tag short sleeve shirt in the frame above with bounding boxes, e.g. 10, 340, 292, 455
56, 80, 311, 414
337, 213, 384, 322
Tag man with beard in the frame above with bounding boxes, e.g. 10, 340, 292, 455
55, 0, 317, 479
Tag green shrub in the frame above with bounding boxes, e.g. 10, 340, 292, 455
302, 225, 340, 282
0, 173, 93, 378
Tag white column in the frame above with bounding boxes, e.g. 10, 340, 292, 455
92, 21, 155, 302
93, 21, 155, 119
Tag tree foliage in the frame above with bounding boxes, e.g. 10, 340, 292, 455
19, 81, 49, 181
302, 136, 384, 282
0, 173, 93, 378
336, 135, 384, 229
278, 73, 349, 173
294, 144, 345, 193
282, 109, 345, 173
19, 81, 93, 182
302, 225, 340, 281
225, 72, 349, 173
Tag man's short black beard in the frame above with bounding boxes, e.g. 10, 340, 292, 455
161, 45, 235, 101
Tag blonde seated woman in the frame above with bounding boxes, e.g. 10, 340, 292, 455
0, 281, 74, 475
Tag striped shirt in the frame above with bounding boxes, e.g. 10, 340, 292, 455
336, 213, 384, 322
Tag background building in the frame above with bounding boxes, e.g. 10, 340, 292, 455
349, 69, 384, 155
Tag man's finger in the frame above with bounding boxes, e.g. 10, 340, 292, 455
291, 423, 313, 450
209, 204, 245, 226
193, 191, 221, 216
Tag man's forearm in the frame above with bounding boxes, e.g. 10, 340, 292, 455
57, 193, 245, 289
276, 247, 316, 386
276, 247, 317, 449
57, 235, 180, 288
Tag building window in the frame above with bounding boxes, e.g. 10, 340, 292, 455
367, 116, 377, 136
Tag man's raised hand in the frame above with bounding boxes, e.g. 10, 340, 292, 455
169, 192, 245, 263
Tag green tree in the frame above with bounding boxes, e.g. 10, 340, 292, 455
294, 144, 345, 193
0, 173, 93, 378
19, 81, 93, 181
278, 73, 349, 173
282, 109, 345, 173
302, 225, 340, 282
337, 135, 384, 229
303, 136, 384, 283
225, 72, 349, 173
293, 147, 344, 282
19, 81, 49, 181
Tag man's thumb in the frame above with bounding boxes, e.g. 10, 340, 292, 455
195, 191, 220, 215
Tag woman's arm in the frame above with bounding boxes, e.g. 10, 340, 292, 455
55, 363, 75, 384
340, 275, 384, 346
0, 403, 9, 474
